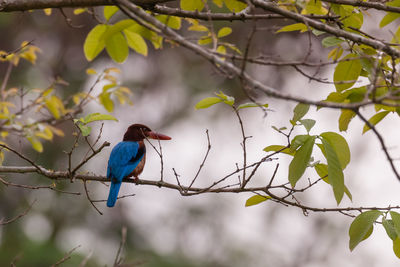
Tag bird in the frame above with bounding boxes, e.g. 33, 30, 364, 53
106, 124, 171, 207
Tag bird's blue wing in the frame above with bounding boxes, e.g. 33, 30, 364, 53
107, 141, 144, 182
106, 141, 144, 207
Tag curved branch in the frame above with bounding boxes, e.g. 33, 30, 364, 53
0, 0, 172, 12
1, 164, 400, 215
322, 0, 400, 14
251, 0, 400, 58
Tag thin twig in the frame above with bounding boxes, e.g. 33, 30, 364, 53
0, 176, 81, 195
114, 226, 127, 267
51, 245, 81, 267
0, 199, 36, 225
188, 129, 211, 190
83, 180, 103, 215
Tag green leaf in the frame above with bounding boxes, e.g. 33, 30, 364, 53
342, 12, 363, 30
213, 0, 223, 7
349, 210, 382, 251
315, 163, 352, 200
27, 136, 43, 153
103, 83, 116, 92
105, 31, 129, 63
321, 137, 344, 204
333, 54, 362, 92
322, 36, 343, 47
299, 119, 316, 133
362, 111, 390, 134
383, 218, 398, 241
224, 0, 247, 12
339, 109, 356, 132
84, 24, 108, 61
180, 0, 204, 11
215, 91, 234, 105
195, 97, 222, 109
394, 237, 400, 259
320, 132, 350, 169
78, 124, 92, 137
45, 96, 61, 119
217, 27, 232, 38
123, 30, 148, 56
198, 36, 212, 45
82, 113, 118, 124
277, 23, 308, 33
99, 92, 114, 112
288, 135, 315, 187
156, 15, 182, 30
238, 103, 268, 109
263, 145, 294, 156
104, 6, 119, 21
390, 211, 400, 236
291, 103, 310, 125
245, 195, 271, 207
380, 12, 400, 27
106, 20, 136, 38
290, 134, 310, 152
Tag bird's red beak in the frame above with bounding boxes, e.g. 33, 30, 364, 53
147, 131, 171, 140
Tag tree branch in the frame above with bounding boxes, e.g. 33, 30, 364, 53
0, 0, 172, 12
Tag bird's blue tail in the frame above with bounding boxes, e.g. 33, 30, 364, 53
107, 181, 122, 207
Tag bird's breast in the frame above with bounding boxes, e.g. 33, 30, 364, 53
130, 153, 146, 178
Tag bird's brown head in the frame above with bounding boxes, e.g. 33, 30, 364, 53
123, 124, 171, 142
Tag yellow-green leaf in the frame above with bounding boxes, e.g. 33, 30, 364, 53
82, 113, 118, 124
181, 0, 204, 11
35, 127, 53, 141
156, 15, 181, 30
315, 163, 352, 200
189, 24, 209, 32
380, 12, 400, 27
224, 0, 247, 12
217, 27, 232, 38
245, 195, 271, 207
291, 103, 310, 125
44, 8, 52, 16
195, 97, 222, 109
383, 218, 398, 241
123, 30, 148, 56
263, 145, 294, 156
86, 68, 97, 75
333, 54, 362, 92
105, 31, 129, 63
390, 211, 400, 236
339, 109, 356, 132
238, 103, 268, 109
320, 132, 350, 169
213, 0, 223, 7
277, 23, 308, 33
73, 8, 87, 15
394, 237, 400, 258
84, 24, 108, 61
78, 124, 92, 137
104, 6, 119, 21
362, 111, 390, 134
27, 136, 43, 153
99, 93, 114, 112
349, 210, 382, 251
45, 96, 62, 119
321, 137, 344, 204
198, 36, 212, 45
288, 135, 315, 187
322, 36, 343, 47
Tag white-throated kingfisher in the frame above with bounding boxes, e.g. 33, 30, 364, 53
106, 124, 171, 207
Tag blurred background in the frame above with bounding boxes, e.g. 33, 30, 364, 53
1, 6, 400, 267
